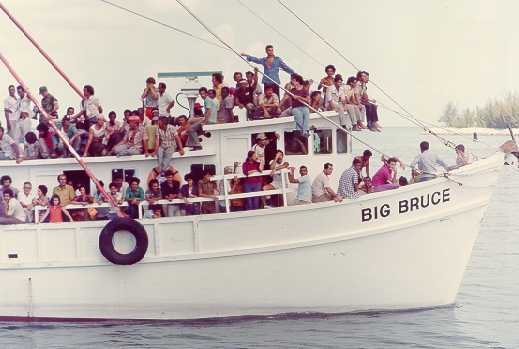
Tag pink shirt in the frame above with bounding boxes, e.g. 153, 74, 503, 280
372, 164, 392, 186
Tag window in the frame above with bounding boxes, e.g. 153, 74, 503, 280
112, 168, 135, 183
284, 131, 308, 155
336, 130, 349, 154
313, 129, 332, 154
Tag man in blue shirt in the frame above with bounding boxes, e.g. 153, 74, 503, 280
241, 45, 295, 97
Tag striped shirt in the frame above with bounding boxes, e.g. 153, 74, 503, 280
158, 124, 178, 149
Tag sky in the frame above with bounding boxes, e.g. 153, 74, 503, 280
0, 0, 517, 126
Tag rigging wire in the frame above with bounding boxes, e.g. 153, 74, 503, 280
98, 0, 230, 51
275, 0, 464, 150
235, 0, 324, 67
0, 51, 120, 211
173, 0, 392, 160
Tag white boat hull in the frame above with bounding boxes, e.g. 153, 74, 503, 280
0, 153, 503, 320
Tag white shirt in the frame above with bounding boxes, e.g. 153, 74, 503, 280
18, 95, 33, 118
4, 95, 18, 121
326, 84, 345, 103
0, 134, 15, 158
81, 96, 101, 120
311, 172, 331, 198
158, 92, 173, 116
251, 144, 265, 164
18, 191, 36, 207
7, 198, 25, 221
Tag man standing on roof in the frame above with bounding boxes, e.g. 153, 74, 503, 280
158, 82, 175, 118
142, 77, 159, 120
241, 45, 295, 97
4, 85, 18, 136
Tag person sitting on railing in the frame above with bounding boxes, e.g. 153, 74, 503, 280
153, 116, 185, 174
343, 76, 366, 130
83, 116, 108, 157
23, 132, 40, 160
198, 169, 219, 214
357, 71, 381, 132
263, 150, 289, 207
60, 117, 83, 155
242, 150, 264, 210
175, 114, 205, 151
161, 170, 181, 217
71, 85, 103, 128
318, 65, 336, 109
180, 173, 200, 216
246, 69, 262, 103
0, 188, 27, 224
217, 87, 235, 123
233, 72, 243, 89
40, 194, 73, 223
290, 74, 311, 137
36, 122, 59, 159
257, 86, 281, 119
145, 179, 163, 218
309, 91, 324, 112
234, 79, 255, 119
312, 162, 340, 203
372, 157, 400, 192
0, 126, 20, 161
326, 74, 350, 129
71, 184, 95, 221
337, 158, 364, 200
125, 177, 144, 219
112, 114, 147, 156
105, 111, 125, 153
38, 86, 59, 123
144, 112, 159, 156
19, 181, 36, 223
288, 165, 312, 205
142, 77, 159, 121
199, 87, 218, 125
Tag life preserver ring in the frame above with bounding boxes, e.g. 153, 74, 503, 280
99, 218, 148, 265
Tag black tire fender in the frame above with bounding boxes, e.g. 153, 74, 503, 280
99, 218, 148, 265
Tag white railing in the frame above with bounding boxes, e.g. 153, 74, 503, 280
33, 169, 293, 223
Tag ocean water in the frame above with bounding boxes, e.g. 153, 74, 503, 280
1, 127, 518, 349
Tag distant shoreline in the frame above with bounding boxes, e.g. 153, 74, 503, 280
428, 127, 518, 136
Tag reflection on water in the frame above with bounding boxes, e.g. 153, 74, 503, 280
0, 128, 517, 348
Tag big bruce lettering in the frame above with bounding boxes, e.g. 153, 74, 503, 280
399, 188, 450, 213
362, 188, 451, 222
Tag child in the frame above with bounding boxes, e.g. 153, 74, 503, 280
40, 194, 74, 223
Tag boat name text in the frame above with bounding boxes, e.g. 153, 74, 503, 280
361, 188, 450, 222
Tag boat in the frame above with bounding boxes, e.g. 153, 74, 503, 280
0, 2, 507, 321
0, 104, 505, 320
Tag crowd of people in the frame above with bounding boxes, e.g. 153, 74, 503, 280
0, 136, 472, 225
2, 45, 383, 164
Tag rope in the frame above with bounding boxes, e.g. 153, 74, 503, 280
174, 0, 392, 161
235, 0, 324, 67
275, 0, 462, 151
0, 51, 120, 212
98, 0, 230, 51
0, 1, 84, 99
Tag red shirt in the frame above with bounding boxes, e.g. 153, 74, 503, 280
242, 160, 262, 185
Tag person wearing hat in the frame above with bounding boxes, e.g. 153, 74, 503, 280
251, 133, 268, 165
112, 113, 148, 156
38, 86, 59, 123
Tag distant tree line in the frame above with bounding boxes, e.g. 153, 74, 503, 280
440, 94, 519, 128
